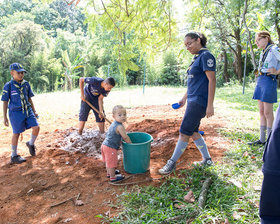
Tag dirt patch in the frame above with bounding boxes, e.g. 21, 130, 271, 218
0, 105, 229, 224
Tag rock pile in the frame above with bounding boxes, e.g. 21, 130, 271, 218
60, 128, 106, 158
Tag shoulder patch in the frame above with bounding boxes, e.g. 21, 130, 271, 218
207, 59, 214, 67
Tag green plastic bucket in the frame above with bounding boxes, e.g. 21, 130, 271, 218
122, 132, 153, 174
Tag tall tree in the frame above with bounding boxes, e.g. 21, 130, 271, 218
79, 0, 177, 79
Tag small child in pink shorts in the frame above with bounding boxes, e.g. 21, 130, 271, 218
101, 105, 131, 182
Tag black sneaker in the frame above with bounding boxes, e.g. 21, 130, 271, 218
110, 174, 125, 182
11, 155, 26, 164
107, 169, 121, 178
247, 140, 266, 146
193, 158, 213, 166
26, 141, 36, 156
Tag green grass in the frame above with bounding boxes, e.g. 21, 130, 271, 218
0, 83, 277, 223
95, 83, 279, 224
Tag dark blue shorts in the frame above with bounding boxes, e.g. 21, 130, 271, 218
9, 109, 39, 134
260, 173, 280, 220
261, 216, 280, 224
179, 101, 206, 136
79, 100, 105, 122
253, 75, 277, 103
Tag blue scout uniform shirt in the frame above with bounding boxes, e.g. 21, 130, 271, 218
187, 49, 216, 107
1, 80, 34, 111
262, 104, 280, 176
84, 77, 109, 100
102, 121, 122, 150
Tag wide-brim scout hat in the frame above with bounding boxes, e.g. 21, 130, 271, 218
9, 63, 26, 72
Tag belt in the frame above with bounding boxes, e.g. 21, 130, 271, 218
260, 73, 277, 80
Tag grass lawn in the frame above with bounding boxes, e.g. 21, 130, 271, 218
1, 83, 279, 223
97, 84, 279, 224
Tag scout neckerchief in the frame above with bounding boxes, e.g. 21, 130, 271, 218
187, 47, 208, 74
13, 80, 29, 116
257, 44, 273, 76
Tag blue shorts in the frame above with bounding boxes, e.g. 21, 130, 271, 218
261, 216, 280, 224
260, 173, 280, 219
253, 75, 277, 103
79, 100, 105, 122
179, 101, 206, 136
9, 109, 39, 134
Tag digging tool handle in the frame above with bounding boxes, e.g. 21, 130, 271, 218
84, 99, 112, 124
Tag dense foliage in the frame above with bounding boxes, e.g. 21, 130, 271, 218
0, 0, 279, 92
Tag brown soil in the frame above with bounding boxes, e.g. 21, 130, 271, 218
0, 105, 229, 224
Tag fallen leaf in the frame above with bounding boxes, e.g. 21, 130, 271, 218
75, 200, 84, 206
252, 185, 261, 191
229, 179, 242, 188
233, 211, 241, 220
183, 190, 195, 203
242, 151, 248, 157
174, 203, 186, 209
63, 218, 73, 223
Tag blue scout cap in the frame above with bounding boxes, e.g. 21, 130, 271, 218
9, 63, 26, 72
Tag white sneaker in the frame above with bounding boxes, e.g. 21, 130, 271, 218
159, 160, 176, 175
193, 158, 213, 166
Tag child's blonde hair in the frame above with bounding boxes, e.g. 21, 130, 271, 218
112, 105, 125, 115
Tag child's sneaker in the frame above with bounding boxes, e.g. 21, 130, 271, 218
26, 141, 36, 156
110, 174, 125, 182
159, 159, 176, 175
107, 169, 121, 178
11, 155, 26, 164
193, 158, 213, 166
247, 140, 266, 146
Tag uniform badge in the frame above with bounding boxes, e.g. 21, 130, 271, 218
207, 59, 214, 67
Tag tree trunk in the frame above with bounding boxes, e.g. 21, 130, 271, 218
223, 49, 230, 82
234, 29, 243, 82
242, 0, 257, 70
275, 14, 280, 47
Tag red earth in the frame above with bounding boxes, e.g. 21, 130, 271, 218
0, 105, 229, 224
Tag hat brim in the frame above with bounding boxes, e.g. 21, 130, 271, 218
15, 69, 27, 72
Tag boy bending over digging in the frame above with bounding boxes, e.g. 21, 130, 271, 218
79, 76, 115, 135
101, 105, 131, 182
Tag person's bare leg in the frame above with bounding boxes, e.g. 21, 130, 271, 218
107, 167, 115, 178
98, 122, 105, 134
12, 133, 20, 146
259, 101, 267, 127
31, 126, 40, 137
264, 102, 274, 137
263, 102, 274, 128
78, 121, 86, 135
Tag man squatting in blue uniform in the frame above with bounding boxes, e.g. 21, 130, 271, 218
248, 31, 280, 146
1, 63, 40, 164
78, 76, 115, 135
159, 31, 216, 175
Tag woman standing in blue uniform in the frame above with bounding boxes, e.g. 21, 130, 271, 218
260, 104, 280, 223
248, 31, 280, 146
159, 32, 216, 175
